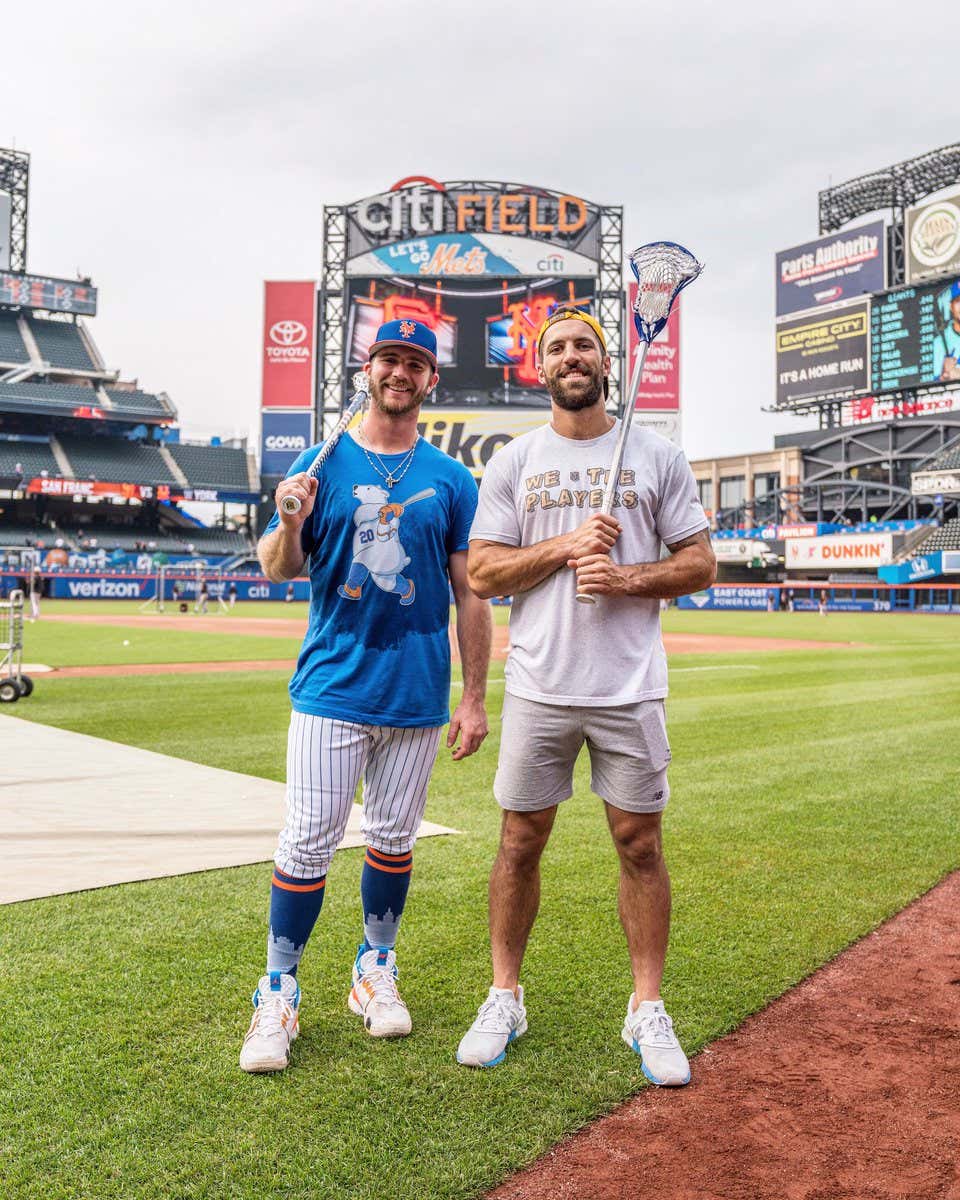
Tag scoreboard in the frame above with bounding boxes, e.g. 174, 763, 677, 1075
870, 279, 959, 394
0, 271, 98, 316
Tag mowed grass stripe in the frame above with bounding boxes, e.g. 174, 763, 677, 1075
0, 612, 957, 1199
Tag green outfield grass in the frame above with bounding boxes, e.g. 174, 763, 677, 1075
1, 610, 958, 1199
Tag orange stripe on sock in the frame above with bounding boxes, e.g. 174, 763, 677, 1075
271, 872, 326, 893
363, 854, 412, 874
365, 846, 412, 866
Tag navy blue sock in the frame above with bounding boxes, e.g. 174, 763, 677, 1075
360, 847, 413, 950
266, 867, 326, 976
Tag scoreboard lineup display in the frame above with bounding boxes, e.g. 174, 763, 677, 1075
870, 281, 958, 393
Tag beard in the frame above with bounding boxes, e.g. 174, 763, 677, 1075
368, 376, 430, 416
545, 363, 605, 411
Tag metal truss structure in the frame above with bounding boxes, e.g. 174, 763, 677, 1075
318, 184, 624, 430
318, 205, 347, 441
713, 417, 960, 529
819, 142, 960, 285
0, 148, 29, 273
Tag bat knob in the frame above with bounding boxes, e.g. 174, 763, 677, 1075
575, 592, 597, 606
280, 495, 303, 516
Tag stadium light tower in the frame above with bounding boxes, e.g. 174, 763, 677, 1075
0, 148, 29, 272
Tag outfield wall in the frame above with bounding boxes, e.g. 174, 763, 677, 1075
0, 570, 311, 602
678, 583, 960, 613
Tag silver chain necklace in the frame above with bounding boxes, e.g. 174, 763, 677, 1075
357, 424, 420, 489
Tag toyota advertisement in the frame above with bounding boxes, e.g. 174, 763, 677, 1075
776, 222, 885, 318
261, 281, 317, 409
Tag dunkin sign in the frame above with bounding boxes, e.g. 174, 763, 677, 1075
785, 533, 894, 569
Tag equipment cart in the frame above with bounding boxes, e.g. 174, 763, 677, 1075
0, 589, 32, 702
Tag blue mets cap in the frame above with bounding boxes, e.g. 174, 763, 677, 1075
368, 319, 438, 368
950, 281, 960, 301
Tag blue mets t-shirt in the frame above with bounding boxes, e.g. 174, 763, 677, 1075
264, 432, 478, 727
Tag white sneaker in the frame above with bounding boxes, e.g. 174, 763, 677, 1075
239, 971, 300, 1073
456, 986, 527, 1068
622, 996, 690, 1086
348, 945, 412, 1038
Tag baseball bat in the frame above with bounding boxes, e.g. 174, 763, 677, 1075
279, 372, 370, 516
393, 487, 436, 510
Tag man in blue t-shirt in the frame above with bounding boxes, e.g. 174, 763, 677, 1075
938, 280, 960, 382
240, 319, 492, 1073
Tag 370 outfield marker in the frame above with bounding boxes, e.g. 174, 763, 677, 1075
280, 372, 370, 516
576, 241, 704, 606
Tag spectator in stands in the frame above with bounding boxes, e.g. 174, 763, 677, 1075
13, 461, 24, 491
228, 581, 238, 609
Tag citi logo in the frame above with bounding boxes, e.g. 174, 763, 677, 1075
270, 321, 307, 346
265, 435, 307, 451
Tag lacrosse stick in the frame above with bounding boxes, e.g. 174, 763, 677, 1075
280, 372, 370, 515
576, 241, 703, 605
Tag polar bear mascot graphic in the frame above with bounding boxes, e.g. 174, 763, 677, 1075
337, 483, 436, 607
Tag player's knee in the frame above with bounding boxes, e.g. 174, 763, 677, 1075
497, 810, 553, 870
613, 827, 663, 873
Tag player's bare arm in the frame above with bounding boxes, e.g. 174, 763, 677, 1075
467, 513, 621, 599
257, 474, 318, 582
570, 527, 716, 599
447, 551, 491, 761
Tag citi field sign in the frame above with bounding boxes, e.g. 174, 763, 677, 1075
345, 177, 602, 277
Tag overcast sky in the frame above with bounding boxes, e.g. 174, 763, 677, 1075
3, 0, 957, 462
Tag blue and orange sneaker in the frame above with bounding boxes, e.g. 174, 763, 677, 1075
239, 971, 300, 1073
348, 945, 412, 1038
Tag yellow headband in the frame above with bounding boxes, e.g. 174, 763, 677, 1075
535, 309, 607, 356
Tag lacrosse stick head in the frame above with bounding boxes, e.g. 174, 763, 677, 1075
629, 242, 703, 343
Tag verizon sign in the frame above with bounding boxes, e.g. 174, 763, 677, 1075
261, 281, 317, 409
785, 533, 894, 569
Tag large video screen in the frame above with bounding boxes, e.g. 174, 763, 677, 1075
870, 277, 960, 393
345, 275, 596, 407
775, 302, 870, 405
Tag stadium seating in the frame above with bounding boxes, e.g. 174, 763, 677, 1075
104, 388, 175, 418
0, 313, 29, 363
926, 445, 960, 472
0, 436, 59, 478
0, 380, 105, 414
0, 523, 51, 548
913, 516, 960, 553
27, 316, 95, 371
167, 443, 252, 490
58, 435, 179, 484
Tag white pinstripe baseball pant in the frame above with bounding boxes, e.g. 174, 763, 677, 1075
274, 711, 443, 879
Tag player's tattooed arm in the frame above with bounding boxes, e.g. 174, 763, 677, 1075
468, 514, 621, 598
570, 527, 716, 600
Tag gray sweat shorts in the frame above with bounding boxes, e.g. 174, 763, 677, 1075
494, 692, 672, 814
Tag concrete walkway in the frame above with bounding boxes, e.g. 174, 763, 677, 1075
0, 715, 458, 905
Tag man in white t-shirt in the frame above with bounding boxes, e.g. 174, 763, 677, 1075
457, 309, 715, 1084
